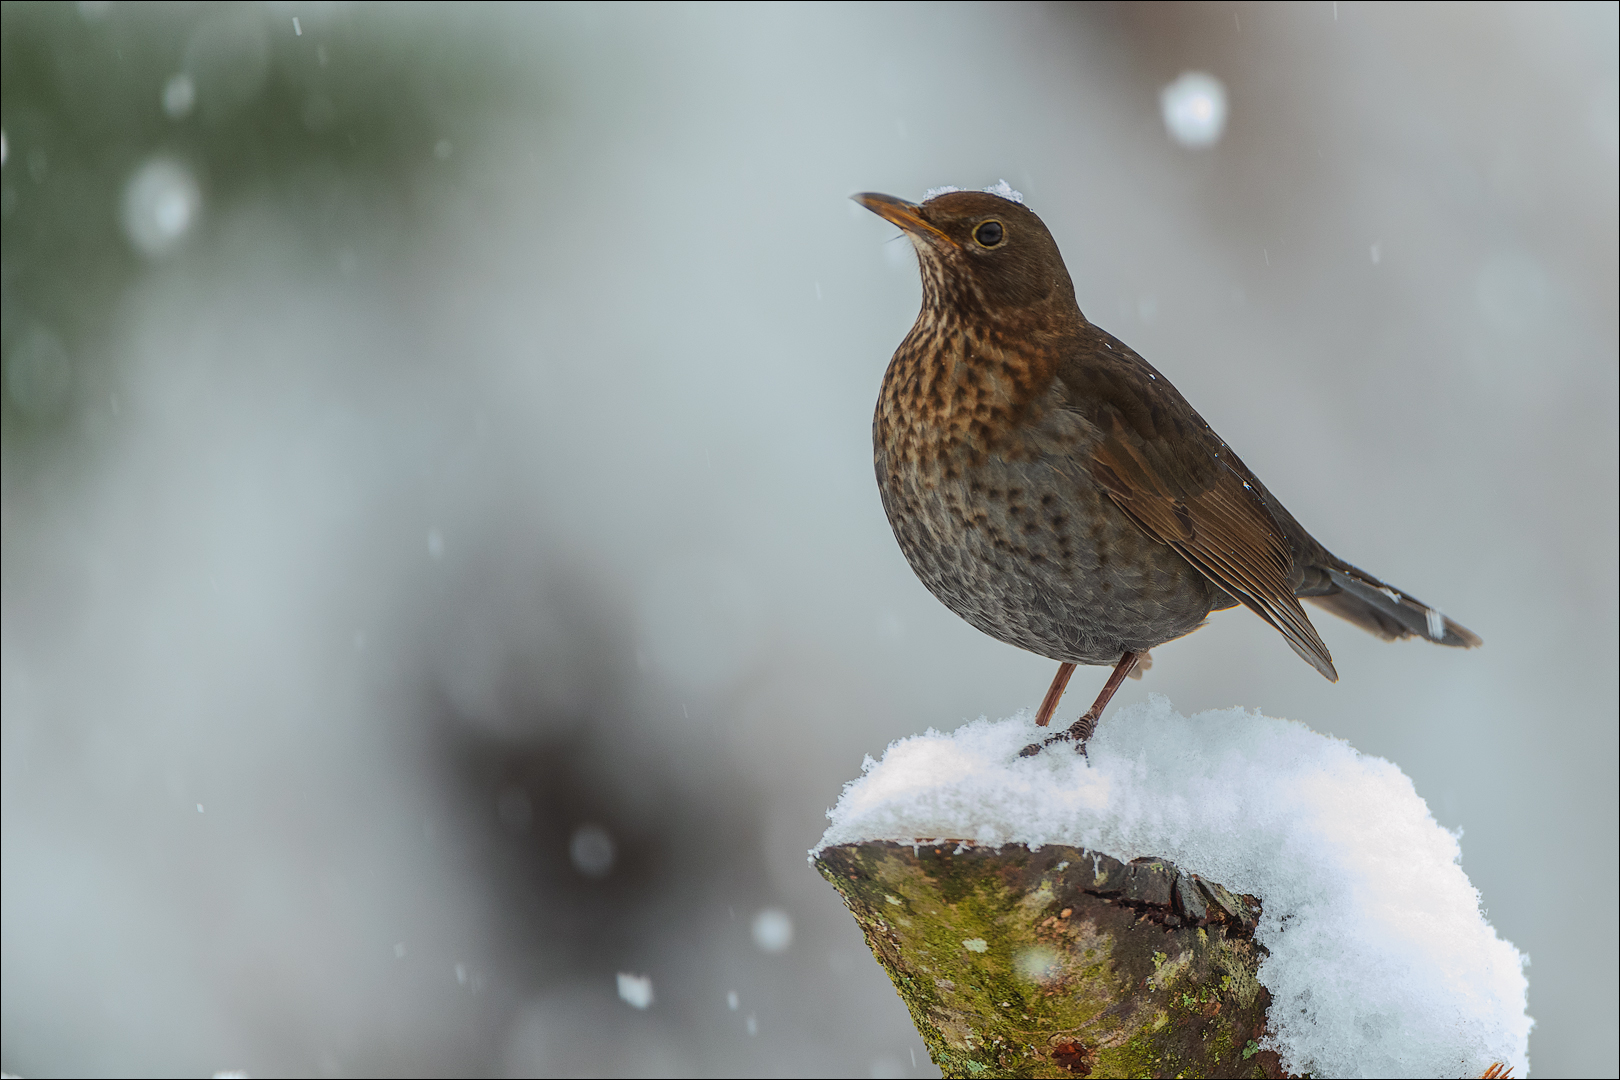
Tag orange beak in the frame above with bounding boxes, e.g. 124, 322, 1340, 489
852, 192, 954, 246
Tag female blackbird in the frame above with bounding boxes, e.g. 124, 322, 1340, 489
856, 187, 1479, 754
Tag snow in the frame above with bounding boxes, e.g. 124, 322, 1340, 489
980, 179, 1025, 205
923, 180, 1026, 205
162, 73, 196, 119
750, 907, 793, 953
122, 157, 201, 257
817, 697, 1531, 1079
569, 823, 616, 878
1160, 71, 1228, 148
616, 972, 654, 1010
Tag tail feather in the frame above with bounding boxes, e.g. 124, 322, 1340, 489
1303, 565, 1481, 648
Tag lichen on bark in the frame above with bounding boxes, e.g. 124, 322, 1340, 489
814, 841, 1290, 1079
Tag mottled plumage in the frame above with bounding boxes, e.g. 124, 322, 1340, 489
857, 189, 1479, 751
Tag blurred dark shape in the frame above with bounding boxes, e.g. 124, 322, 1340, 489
420, 543, 831, 1075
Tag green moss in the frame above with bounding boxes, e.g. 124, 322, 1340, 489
816, 842, 1283, 1079
1094, 1026, 1165, 1078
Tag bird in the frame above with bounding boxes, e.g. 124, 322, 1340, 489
855, 185, 1480, 756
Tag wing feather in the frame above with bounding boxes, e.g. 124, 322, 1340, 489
1088, 410, 1338, 681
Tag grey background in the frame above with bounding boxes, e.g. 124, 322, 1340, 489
2, 2, 1615, 1077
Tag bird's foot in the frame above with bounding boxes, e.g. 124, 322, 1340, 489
1020, 650, 1138, 759
1019, 710, 1100, 759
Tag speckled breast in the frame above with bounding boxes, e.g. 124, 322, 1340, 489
873, 386, 1220, 666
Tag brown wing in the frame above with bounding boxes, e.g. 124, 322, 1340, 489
1062, 334, 1338, 681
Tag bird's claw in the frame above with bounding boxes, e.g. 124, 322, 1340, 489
1019, 724, 1093, 760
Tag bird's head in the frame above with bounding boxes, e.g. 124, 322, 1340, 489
854, 189, 1078, 317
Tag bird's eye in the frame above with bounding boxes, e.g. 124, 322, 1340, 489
973, 220, 1004, 247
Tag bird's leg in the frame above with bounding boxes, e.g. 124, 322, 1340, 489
1033, 662, 1077, 727
1020, 651, 1141, 759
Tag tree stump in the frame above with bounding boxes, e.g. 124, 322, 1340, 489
814, 841, 1290, 1079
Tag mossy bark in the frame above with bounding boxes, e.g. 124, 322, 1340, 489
814, 842, 1291, 1079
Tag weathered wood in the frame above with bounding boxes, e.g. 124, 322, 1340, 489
815, 841, 1290, 1079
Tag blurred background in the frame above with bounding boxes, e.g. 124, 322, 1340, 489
2, 2, 1614, 1076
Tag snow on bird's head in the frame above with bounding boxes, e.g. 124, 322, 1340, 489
924, 180, 1026, 206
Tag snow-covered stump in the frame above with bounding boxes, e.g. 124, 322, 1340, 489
815, 841, 1284, 1078
813, 699, 1532, 1079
